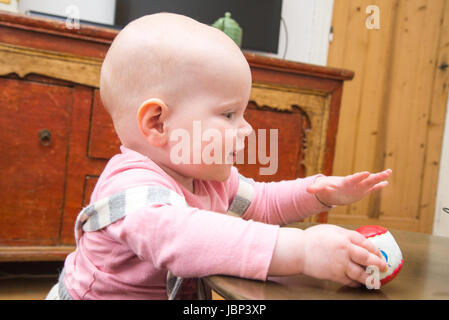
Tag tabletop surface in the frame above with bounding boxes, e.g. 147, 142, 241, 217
204, 223, 449, 300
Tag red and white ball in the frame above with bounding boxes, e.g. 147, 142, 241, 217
356, 225, 403, 285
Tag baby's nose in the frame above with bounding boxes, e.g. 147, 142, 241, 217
238, 118, 253, 137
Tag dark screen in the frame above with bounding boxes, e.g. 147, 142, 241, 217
115, 0, 282, 53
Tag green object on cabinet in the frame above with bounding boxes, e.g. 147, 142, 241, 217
212, 12, 242, 47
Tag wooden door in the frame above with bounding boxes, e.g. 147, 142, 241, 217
0, 77, 72, 245
327, 0, 449, 233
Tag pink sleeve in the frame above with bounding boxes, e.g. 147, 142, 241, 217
112, 203, 279, 280
242, 174, 332, 225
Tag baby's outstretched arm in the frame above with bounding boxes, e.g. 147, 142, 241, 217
306, 169, 392, 207
268, 224, 388, 287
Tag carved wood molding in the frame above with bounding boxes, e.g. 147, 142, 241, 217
249, 82, 331, 176
0, 41, 102, 87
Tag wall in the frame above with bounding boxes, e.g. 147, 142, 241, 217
0, 0, 19, 12
434, 91, 449, 237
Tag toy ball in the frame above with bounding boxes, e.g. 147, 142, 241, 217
356, 225, 403, 285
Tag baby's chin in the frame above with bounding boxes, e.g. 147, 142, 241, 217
170, 162, 233, 182
212, 166, 233, 182
195, 163, 234, 182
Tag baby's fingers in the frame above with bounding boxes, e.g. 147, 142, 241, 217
345, 171, 370, 185
348, 231, 383, 258
369, 181, 389, 193
361, 169, 392, 188
339, 273, 362, 288
349, 243, 387, 272
345, 261, 370, 286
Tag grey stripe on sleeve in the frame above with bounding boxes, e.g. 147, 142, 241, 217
108, 190, 126, 224
85, 206, 100, 231
147, 186, 171, 204
228, 194, 252, 215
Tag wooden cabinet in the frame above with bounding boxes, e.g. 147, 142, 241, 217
0, 11, 353, 261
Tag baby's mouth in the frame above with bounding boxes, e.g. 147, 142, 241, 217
227, 151, 236, 163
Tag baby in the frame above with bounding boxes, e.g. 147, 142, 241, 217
47, 13, 391, 300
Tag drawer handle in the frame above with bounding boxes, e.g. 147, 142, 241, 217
38, 129, 52, 146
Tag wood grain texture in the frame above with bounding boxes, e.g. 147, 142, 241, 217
0, 78, 72, 245
327, 0, 449, 233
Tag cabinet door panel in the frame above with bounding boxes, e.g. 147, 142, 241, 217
235, 104, 306, 182
88, 90, 120, 159
0, 78, 72, 245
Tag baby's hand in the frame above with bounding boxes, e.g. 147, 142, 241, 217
306, 169, 392, 206
302, 224, 388, 287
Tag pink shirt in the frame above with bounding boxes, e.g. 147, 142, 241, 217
63, 146, 329, 299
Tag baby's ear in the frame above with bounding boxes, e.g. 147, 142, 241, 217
137, 98, 169, 147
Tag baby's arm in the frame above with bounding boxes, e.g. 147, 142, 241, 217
242, 175, 333, 225
269, 224, 388, 287
241, 169, 392, 225
114, 202, 279, 280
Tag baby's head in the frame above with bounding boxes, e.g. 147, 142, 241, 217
100, 13, 253, 181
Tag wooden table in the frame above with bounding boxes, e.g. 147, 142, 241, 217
204, 223, 449, 300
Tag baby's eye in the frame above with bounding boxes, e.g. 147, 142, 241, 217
223, 112, 235, 119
